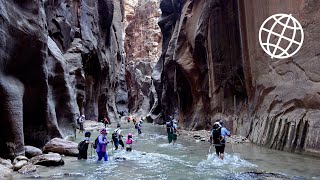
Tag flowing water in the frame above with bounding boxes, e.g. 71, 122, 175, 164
14, 123, 320, 180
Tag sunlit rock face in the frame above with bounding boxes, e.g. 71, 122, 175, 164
124, 0, 161, 117
153, 0, 320, 155
0, 0, 127, 159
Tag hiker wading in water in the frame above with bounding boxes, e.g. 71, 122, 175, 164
96, 128, 110, 162
77, 131, 91, 160
210, 121, 231, 160
166, 116, 180, 145
112, 124, 124, 150
77, 115, 85, 133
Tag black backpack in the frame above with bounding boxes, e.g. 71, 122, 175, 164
93, 137, 99, 149
166, 121, 173, 133
112, 129, 119, 140
78, 139, 88, 151
211, 124, 222, 145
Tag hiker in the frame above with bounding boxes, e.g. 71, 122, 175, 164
77, 131, 91, 160
210, 121, 231, 160
125, 133, 136, 152
127, 116, 131, 123
136, 120, 142, 134
133, 117, 137, 125
77, 115, 85, 133
112, 124, 124, 150
96, 128, 110, 162
103, 116, 110, 128
166, 117, 179, 144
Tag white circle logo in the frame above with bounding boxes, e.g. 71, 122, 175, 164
259, 13, 304, 59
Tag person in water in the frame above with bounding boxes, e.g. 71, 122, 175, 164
96, 128, 110, 161
127, 116, 131, 123
102, 116, 110, 128
211, 121, 231, 160
112, 124, 124, 150
133, 117, 137, 125
136, 120, 143, 134
166, 116, 180, 144
125, 133, 136, 152
77, 131, 91, 160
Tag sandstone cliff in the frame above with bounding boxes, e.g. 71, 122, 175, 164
0, 0, 127, 159
124, 0, 161, 117
153, 0, 320, 155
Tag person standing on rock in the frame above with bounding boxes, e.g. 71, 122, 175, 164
96, 128, 110, 162
77, 115, 85, 133
103, 116, 110, 128
77, 131, 91, 160
112, 124, 124, 150
211, 121, 230, 160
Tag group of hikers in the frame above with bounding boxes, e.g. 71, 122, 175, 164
77, 114, 231, 161
77, 115, 143, 161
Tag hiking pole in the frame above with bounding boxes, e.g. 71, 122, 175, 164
208, 138, 213, 154
91, 143, 93, 159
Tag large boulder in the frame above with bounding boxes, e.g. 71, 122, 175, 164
42, 138, 78, 157
25, 146, 43, 158
0, 164, 13, 180
13, 160, 28, 171
18, 163, 37, 174
0, 158, 12, 169
30, 153, 64, 167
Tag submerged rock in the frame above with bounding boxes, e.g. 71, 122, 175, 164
30, 153, 64, 167
0, 164, 13, 180
42, 138, 78, 157
25, 146, 43, 158
18, 164, 37, 174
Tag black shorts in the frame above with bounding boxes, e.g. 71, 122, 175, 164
215, 144, 225, 155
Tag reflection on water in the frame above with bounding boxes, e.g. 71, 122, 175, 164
14, 123, 320, 180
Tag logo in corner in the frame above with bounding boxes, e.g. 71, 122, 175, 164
259, 13, 304, 59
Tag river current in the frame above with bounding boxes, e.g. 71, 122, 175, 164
14, 123, 320, 180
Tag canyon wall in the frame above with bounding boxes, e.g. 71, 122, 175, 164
0, 0, 127, 159
154, 0, 320, 155
124, 0, 161, 117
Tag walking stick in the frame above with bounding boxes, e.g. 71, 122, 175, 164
208, 138, 213, 154
91, 143, 93, 159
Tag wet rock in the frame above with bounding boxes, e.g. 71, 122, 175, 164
114, 157, 126, 161
63, 172, 85, 177
25, 146, 43, 159
13, 160, 28, 171
30, 153, 64, 167
18, 163, 37, 174
0, 158, 13, 169
0, 164, 13, 180
236, 172, 292, 180
42, 138, 78, 157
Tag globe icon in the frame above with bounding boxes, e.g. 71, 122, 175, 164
259, 14, 304, 59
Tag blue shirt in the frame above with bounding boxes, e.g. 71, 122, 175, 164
221, 127, 230, 144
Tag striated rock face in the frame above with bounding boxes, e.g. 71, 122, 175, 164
124, 0, 161, 116
0, 0, 127, 159
154, 0, 320, 155
124, 0, 162, 62
126, 60, 155, 117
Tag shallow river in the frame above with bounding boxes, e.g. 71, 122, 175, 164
14, 123, 320, 180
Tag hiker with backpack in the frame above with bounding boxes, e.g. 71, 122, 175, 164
112, 124, 124, 150
166, 117, 180, 144
210, 121, 231, 160
136, 120, 143, 134
77, 131, 91, 160
95, 128, 110, 162
77, 115, 85, 133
